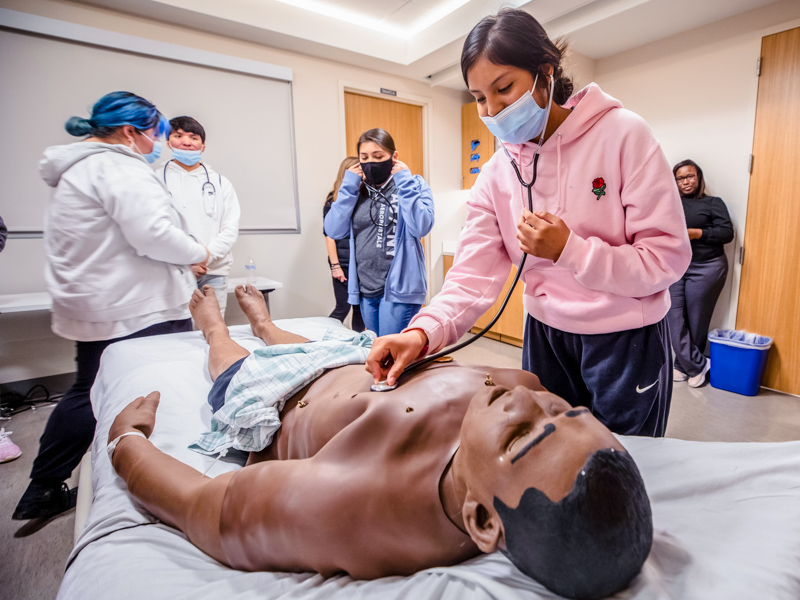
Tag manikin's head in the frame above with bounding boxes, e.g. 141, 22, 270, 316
456, 385, 653, 600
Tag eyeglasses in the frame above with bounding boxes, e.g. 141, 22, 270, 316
675, 174, 698, 183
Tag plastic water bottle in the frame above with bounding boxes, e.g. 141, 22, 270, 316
245, 257, 257, 284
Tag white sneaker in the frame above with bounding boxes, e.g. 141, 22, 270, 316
688, 359, 711, 388
0, 428, 22, 463
673, 369, 688, 382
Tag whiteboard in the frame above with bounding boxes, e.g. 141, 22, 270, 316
0, 9, 300, 234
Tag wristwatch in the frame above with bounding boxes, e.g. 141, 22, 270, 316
107, 430, 147, 461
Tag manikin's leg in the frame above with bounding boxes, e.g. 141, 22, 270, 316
190, 284, 310, 381
233, 284, 310, 346
190, 286, 250, 381
112, 287, 314, 565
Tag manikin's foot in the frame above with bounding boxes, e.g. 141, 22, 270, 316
234, 284, 272, 333
189, 286, 227, 339
235, 284, 309, 345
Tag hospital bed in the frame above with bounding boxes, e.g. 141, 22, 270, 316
60, 318, 800, 600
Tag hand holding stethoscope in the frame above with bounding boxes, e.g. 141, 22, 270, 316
516, 209, 570, 262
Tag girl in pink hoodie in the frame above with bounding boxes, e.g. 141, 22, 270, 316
367, 9, 691, 437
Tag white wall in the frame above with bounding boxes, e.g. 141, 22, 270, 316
594, 0, 800, 332
0, 0, 465, 382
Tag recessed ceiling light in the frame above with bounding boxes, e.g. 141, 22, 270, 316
271, 0, 473, 39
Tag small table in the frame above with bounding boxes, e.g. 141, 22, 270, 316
0, 292, 52, 314
0, 277, 284, 315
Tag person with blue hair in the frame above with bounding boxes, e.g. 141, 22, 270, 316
13, 91, 211, 522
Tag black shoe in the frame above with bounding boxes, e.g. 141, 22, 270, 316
12, 481, 78, 520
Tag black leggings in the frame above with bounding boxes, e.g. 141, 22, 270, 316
329, 270, 364, 332
30, 318, 192, 484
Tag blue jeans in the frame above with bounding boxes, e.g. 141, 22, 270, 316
359, 296, 421, 336
197, 274, 228, 315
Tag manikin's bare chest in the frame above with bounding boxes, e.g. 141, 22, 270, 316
226, 363, 541, 578
270, 363, 495, 461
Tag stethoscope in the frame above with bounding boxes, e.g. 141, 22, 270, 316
163, 160, 218, 216
364, 180, 397, 228
371, 94, 551, 392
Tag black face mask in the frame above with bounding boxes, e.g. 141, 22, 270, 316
361, 158, 393, 185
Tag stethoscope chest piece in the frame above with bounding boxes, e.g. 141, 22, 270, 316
371, 381, 398, 392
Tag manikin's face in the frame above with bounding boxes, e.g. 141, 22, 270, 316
459, 385, 623, 511
169, 128, 205, 152
467, 56, 550, 119
675, 165, 699, 197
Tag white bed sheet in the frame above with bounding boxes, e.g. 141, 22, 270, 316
58, 319, 800, 600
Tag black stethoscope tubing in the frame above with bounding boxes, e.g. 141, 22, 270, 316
395, 152, 540, 381
364, 181, 397, 228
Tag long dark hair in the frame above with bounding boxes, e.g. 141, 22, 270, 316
461, 9, 574, 105
672, 159, 707, 199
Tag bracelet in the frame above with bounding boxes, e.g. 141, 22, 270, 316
330, 263, 341, 270
107, 430, 147, 462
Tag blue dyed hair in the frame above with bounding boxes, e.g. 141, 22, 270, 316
65, 91, 170, 139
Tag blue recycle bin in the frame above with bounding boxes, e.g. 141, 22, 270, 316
708, 329, 773, 396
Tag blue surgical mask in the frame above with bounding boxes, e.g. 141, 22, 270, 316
481, 74, 553, 145
170, 145, 202, 166
136, 131, 162, 164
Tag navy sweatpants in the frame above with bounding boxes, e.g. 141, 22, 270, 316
522, 315, 672, 437
30, 318, 192, 483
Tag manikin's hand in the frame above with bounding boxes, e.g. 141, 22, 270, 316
366, 329, 428, 386
108, 391, 160, 444
517, 210, 571, 262
391, 159, 410, 176
348, 163, 365, 180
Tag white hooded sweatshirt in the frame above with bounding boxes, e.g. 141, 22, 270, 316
161, 160, 240, 276
40, 142, 207, 341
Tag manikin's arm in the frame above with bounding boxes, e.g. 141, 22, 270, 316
109, 392, 234, 564
109, 391, 325, 573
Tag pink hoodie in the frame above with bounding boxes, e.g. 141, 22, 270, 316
410, 84, 691, 353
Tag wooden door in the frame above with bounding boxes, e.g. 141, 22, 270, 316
344, 92, 423, 176
736, 26, 800, 395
